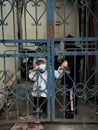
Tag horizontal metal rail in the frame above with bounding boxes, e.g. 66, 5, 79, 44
0, 37, 98, 43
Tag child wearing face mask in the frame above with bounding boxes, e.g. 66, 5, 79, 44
29, 57, 69, 118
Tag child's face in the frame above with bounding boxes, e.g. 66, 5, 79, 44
36, 60, 46, 72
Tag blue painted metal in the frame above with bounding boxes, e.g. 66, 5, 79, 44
0, 0, 98, 124
47, 0, 54, 38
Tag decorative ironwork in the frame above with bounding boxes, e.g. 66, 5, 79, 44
0, 0, 98, 124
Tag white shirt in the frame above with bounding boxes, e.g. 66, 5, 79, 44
29, 66, 69, 97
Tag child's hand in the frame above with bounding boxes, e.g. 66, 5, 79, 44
61, 61, 68, 68
34, 65, 39, 70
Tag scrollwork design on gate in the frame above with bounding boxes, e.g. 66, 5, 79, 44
0, 0, 47, 33
25, 0, 46, 26
0, 0, 13, 26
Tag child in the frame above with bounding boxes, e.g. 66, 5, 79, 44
29, 57, 69, 118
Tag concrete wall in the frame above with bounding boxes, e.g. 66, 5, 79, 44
22, 0, 79, 39
22, 0, 47, 39
54, 1, 79, 38
0, 0, 19, 81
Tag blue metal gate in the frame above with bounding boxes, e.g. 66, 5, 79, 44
0, 0, 98, 124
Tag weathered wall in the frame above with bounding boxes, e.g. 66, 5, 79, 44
0, 0, 19, 80
55, 1, 79, 38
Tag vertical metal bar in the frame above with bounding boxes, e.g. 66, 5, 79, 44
3, 56, 8, 119
95, 54, 98, 117
46, 0, 54, 120
25, 53, 29, 116
63, 0, 66, 37
73, 50, 76, 116
14, 50, 19, 119
0, 0, 4, 39
24, 0, 27, 40
96, 0, 98, 86
73, 1, 77, 116
51, 38, 55, 120
95, 0, 98, 38
85, 0, 89, 37
35, 0, 38, 40
84, 53, 87, 119
83, 1, 89, 118
74, 0, 77, 36
46, 0, 54, 38
12, 1, 16, 42
47, 40, 51, 119
85, 0, 89, 77
95, 0, 98, 116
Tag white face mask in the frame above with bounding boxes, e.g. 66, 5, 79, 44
39, 63, 46, 72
